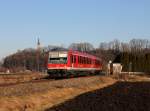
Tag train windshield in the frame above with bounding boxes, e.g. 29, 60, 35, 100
49, 57, 67, 64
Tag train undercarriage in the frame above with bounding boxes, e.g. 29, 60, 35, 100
47, 69, 102, 78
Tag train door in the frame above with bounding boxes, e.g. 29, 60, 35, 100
69, 54, 73, 68
70, 55, 76, 68
73, 55, 77, 68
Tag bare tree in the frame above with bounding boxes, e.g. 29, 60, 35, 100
112, 39, 121, 51
99, 42, 109, 50
69, 42, 94, 52
121, 42, 130, 52
129, 39, 149, 52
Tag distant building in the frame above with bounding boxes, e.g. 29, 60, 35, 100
107, 61, 122, 75
112, 63, 122, 75
36, 38, 41, 71
37, 38, 41, 51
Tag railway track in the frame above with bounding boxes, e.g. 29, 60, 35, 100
0, 72, 49, 87
0, 78, 53, 87
0, 73, 103, 87
0, 75, 106, 97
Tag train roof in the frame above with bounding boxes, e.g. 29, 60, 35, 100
69, 50, 101, 60
48, 50, 101, 61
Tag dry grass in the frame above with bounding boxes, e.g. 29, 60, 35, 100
47, 81, 150, 111
0, 75, 116, 111
0, 74, 150, 111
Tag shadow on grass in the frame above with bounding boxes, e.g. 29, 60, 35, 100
46, 81, 150, 111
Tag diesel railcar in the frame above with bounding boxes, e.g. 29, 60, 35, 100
47, 50, 102, 77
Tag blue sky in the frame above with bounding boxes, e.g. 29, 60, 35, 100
0, 0, 150, 59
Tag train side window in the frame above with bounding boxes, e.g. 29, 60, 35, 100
98, 60, 100, 65
92, 59, 93, 64
83, 57, 85, 64
73, 55, 76, 63
79, 56, 81, 64
80, 56, 82, 64
84, 57, 86, 64
72, 55, 73, 63
70, 55, 73, 64
88, 58, 90, 64
89, 58, 91, 64
91, 59, 93, 64
87, 58, 89, 64
81, 57, 83, 64
96, 60, 98, 65
86, 57, 88, 64
72, 55, 74, 63
82, 57, 84, 64
78, 56, 80, 64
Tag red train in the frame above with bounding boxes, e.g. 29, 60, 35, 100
47, 50, 102, 77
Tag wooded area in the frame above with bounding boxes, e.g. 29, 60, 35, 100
1, 39, 150, 73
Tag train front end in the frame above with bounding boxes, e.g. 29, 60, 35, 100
47, 51, 68, 77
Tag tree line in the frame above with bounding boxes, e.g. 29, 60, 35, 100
1, 39, 150, 73
99, 39, 150, 72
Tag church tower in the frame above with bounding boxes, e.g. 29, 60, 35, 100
36, 38, 41, 72
37, 38, 41, 50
